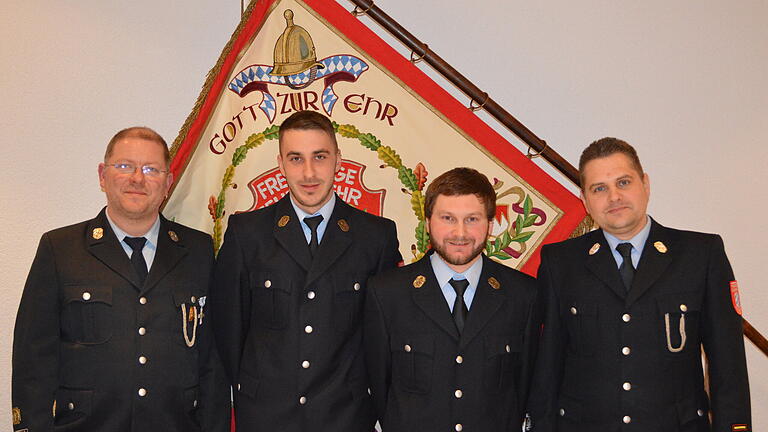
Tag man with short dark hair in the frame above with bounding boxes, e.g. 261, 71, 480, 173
364, 167, 538, 432
12, 127, 230, 432
211, 110, 402, 431
527, 137, 751, 431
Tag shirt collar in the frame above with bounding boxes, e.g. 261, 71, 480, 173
289, 193, 336, 222
430, 252, 483, 288
105, 209, 161, 248
603, 215, 652, 254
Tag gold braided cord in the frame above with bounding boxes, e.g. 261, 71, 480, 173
569, 214, 595, 239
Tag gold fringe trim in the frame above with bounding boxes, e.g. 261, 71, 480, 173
170, 0, 261, 161
569, 214, 595, 238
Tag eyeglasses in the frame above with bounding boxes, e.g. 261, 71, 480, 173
106, 163, 169, 177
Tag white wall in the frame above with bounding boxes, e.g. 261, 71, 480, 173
2, 0, 765, 429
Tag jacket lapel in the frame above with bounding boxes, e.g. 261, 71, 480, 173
86, 208, 142, 289
273, 196, 312, 272
584, 230, 627, 300
142, 216, 188, 294
626, 219, 674, 305
459, 255, 505, 349
305, 198, 353, 287
411, 256, 460, 341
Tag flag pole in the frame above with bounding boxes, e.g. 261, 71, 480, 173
347, 0, 579, 186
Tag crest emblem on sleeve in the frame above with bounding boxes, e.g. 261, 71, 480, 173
730, 281, 743, 316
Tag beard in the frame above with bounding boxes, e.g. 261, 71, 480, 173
430, 236, 486, 267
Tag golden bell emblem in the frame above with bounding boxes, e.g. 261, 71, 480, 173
271, 9, 324, 89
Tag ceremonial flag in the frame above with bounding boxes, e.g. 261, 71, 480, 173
163, 0, 587, 275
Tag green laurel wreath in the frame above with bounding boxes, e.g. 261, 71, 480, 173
209, 123, 429, 257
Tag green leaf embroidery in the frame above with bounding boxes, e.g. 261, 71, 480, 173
416, 220, 430, 253
358, 133, 382, 151
410, 190, 426, 220
398, 166, 418, 191
523, 195, 532, 219
511, 231, 535, 243
377, 145, 403, 168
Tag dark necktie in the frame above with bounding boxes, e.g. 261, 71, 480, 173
303, 215, 323, 257
449, 278, 470, 334
616, 242, 635, 291
124, 236, 148, 286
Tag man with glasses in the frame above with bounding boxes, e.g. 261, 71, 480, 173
12, 127, 230, 432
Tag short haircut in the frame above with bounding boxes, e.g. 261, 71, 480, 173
578, 137, 644, 189
105, 126, 170, 167
278, 110, 338, 150
424, 167, 496, 221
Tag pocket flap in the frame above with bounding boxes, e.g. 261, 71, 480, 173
249, 272, 290, 294
390, 334, 434, 356
556, 394, 582, 423
54, 387, 93, 417
656, 292, 702, 313
334, 272, 367, 294
172, 286, 198, 307
485, 334, 522, 358
183, 385, 200, 411
676, 393, 709, 425
236, 369, 260, 399
62, 285, 112, 305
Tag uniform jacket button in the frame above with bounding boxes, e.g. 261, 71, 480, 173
454, 389, 463, 398
139, 356, 147, 365
680, 304, 688, 312
138, 388, 147, 397
264, 280, 272, 288
570, 307, 578, 315
82, 292, 91, 301
621, 346, 631, 355
304, 325, 313, 334
455, 355, 463, 364
404, 344, 412, 352
138, 327, 146, 336
622, 313, 631, 322
559, 408, 565, 416
622, 382, 632, 391
353, 282, 361, 291
307, 291, 316, 299
67, 402, 75, 410
623, 416, 631, 424
301, 360, 310, 369
299, 396, 307, 405
139, 297, 147, 305
455, 424, 463, 431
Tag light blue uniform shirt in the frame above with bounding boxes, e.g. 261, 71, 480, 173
290, 193, 336, 244
430, 252, 483, 312
603, 215, 652, 269
105, 210, 161, 271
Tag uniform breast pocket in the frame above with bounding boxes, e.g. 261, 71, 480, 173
249, 272, 291, 330
656, 292, 702, 356
565, 302, 598, 356
391, 334, 434, 394
61, 285, 112, 344
332, 273, 366, 333
484, 334, 521, 393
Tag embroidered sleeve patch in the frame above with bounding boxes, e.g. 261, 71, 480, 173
731, 424, 750, 431
730, 281, 743, 316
